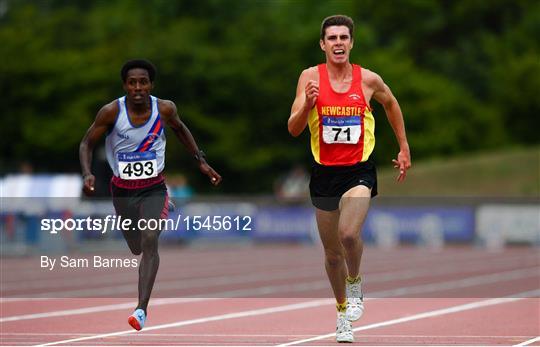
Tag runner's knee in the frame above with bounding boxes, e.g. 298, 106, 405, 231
141, 231, 159, 253
129, 245, 142, 255
324, 249, 344, 268
339, 230, 361, 250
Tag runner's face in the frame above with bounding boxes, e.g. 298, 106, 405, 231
320, 26, 353, 64
123, 68, 153, 105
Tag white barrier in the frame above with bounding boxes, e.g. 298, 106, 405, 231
476, 205, 540, 249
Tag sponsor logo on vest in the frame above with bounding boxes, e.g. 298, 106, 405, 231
145, 134, 158, 142
321, 106, 363, 116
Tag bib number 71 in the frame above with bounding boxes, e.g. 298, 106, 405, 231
331, 127, 351, 142
322, 116, 361, 144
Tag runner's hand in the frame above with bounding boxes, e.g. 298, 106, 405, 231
304, 80, 319, 110
392, 150, 411, 182
199, 163, 222, 186
82, 174, 96, 196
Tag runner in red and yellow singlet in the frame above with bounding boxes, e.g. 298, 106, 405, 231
288, 15, 411, 343
309, 63, 375, 166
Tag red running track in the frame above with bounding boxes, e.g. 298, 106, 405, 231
1, 245, 539, 346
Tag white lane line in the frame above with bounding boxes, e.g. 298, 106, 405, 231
5, 254, 538, 299
4, 249, 534, 293
35, 289, 540, 346
3, 265, 537, 323
34, 299, 334, 346
3, 332, 534, 338
0, 262, 313, 291
0, 333, 313, 337
277, 289, 540, 346
0, 298, 209, 323
370, 267, 539, 298
1, 332, 534, 338
5, 266, 321, 298
165, 266, 540, 299
514, 336, 540, 346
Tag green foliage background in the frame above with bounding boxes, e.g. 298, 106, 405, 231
1, 0, 538, 193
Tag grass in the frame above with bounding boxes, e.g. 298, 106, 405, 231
377, 146, 540, 197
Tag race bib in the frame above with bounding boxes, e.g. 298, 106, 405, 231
117, 152, 158, 180
322, 116, 361, 144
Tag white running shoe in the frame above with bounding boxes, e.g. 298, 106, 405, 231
336, 311, 354, 343
346, 277, 364, 321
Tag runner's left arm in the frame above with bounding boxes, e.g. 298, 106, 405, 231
370, 72, 411, 182
159, 100, 222, 186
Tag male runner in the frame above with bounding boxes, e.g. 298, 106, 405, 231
288, 15, 411, 342
80, 59, 222, 331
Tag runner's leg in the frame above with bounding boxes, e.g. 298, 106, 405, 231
316, 208, 346, 304
136, 186, 168, 313
112, 185, 142, 255
338, 185, 371, 278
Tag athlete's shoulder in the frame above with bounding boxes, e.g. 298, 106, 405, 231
361, 67, 383, 86
297, 66, 319, 86
301, 66, 319, 79
96, 99, 120, 124
102, 99, 120, 112
156, 98, 177, 118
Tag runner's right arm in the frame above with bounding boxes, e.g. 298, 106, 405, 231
79, 102, 118, 195
288, 67, 318, 137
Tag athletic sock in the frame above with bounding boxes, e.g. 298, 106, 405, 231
336, 301, 347, 313
346, 275, 361, 284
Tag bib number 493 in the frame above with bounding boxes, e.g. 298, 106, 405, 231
121, 161, 154, 178
117, 152, 158, 180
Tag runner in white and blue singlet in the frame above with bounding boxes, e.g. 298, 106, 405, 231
80, 59, 221, 331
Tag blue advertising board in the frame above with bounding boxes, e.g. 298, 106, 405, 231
252, 206, 315, 241
363, 207, 475, 244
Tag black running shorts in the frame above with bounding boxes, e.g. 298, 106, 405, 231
111, 181, 169, 233
309, 158, 377, 211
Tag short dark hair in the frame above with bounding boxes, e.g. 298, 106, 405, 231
320, 15, 354, 40
121, 59, 156, 82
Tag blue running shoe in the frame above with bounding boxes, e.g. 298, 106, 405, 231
168, 199, 176, 212
128, 309, 146, 331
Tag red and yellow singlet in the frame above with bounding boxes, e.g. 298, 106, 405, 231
308, 64, 375, 166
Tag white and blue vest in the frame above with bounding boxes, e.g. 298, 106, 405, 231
105, 96, 166, 179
